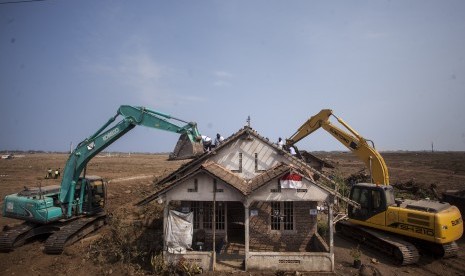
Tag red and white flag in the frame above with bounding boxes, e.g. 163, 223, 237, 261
280, 173, 303, 189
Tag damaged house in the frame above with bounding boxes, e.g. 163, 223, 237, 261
138, 126, 346, 273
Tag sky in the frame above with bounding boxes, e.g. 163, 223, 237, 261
1, 0, 464, 153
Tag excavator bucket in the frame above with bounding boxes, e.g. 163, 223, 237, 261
169, 133, 205, 160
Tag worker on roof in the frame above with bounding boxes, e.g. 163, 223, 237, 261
201, 135, 212, 152
277, 137, 284, 149
215, 133, 224, 147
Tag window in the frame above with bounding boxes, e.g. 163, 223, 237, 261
271, 201, 294, 231
359, 189, 369, 208
372, 190, 381, 210
190, 201, 225, 230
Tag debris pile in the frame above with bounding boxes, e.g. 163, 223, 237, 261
345, 170, 370, 185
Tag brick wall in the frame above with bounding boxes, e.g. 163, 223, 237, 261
249, 201, 318, 252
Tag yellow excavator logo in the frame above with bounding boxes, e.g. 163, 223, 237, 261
452, 218, 463, 226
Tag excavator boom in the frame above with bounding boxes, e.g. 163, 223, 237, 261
287, 109, 389, 185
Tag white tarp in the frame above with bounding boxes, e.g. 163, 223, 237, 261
165, 210, 193, 254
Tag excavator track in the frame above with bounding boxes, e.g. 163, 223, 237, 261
336, 220, 420, 265
44, 213, 106, 254
419, 240, 459, 258
442, 241, 459, 258
0, 222, 36, 252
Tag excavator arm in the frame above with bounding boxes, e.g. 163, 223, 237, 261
286, 109, 389, 185
59, 105, 203, 216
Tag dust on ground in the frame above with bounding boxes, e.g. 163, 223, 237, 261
0, 152, 464, 275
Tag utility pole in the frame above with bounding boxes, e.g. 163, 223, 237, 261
431, 142, 434, 153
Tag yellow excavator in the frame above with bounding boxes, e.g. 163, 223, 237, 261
287, 109, 463, 265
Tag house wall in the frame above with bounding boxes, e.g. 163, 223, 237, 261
164, 172, 244, 202
249, 178, 329, 203
212, 136, 290, 179
248, 201, 318, 252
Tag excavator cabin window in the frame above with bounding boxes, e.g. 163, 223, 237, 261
349, 186, 386, 220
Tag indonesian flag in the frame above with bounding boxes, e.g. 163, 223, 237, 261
280, 173, 303, 189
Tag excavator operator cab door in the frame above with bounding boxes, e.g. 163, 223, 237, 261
348, 184, 388, 224
82, 177, 107, 214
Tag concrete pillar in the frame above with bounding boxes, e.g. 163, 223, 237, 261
244, 202, 250, 271
328, 196, 334, 271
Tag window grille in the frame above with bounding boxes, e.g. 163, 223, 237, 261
203, 202, 213, 229
201, 201, 225, 230
283, 201, 294, 230
216, 203, 225, 230
270, 201, 294, 231
271, 202, 281, 230
191, 201, 200, 229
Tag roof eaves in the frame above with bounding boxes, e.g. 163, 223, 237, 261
201, 161, 249, 195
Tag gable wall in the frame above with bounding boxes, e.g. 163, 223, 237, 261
249, 178, 329, 203
165, 172, 244, 202
212, 137, 291, 179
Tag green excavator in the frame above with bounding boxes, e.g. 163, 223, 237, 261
1, 105, 204, 253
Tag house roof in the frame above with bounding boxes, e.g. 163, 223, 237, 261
201, 160, 249, 194
137, 125, 359, 207
299, 150, 335, 169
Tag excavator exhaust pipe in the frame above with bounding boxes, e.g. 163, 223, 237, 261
169, 133, 205, 160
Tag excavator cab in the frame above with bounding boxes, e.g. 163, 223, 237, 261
348, 183, 395, 223
76, 176, 107, 215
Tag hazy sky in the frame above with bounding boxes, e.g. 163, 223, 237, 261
1, 0, 464, 153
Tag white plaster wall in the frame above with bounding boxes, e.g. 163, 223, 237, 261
212, 137, 290, 179
165, 172, 244, 202
249, 178, 329, 203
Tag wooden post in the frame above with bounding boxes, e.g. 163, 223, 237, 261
212, 181, 216, 271
244, 201, 250, 271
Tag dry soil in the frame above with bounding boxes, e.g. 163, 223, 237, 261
0, 152, 464, 276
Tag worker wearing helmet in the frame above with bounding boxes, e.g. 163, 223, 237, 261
201, 135, 212, 152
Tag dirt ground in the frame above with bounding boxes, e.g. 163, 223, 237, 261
0, 152, 464, 276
